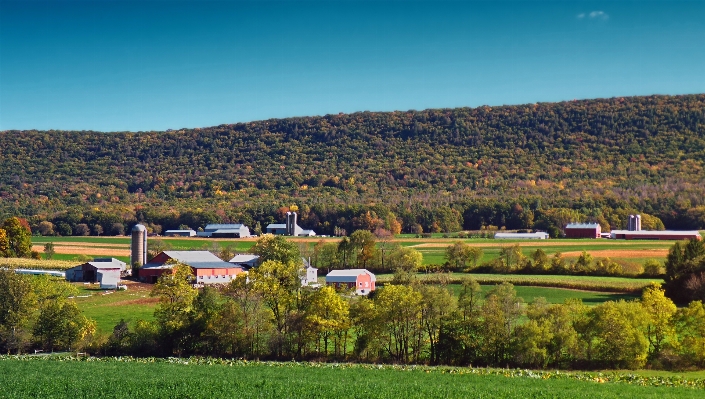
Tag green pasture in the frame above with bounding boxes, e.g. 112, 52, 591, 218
377, 273, 661, 293
1, 358, 702, 399
33, 236, 675, 268
444, 284, 638, 305
72, 284, 155, 333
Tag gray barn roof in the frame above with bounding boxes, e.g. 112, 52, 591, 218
144, 251, 236, 269
203, 224, 247, 230
565, 223, 600, 229
326, 269, 376, 283
266, 224, 286, 229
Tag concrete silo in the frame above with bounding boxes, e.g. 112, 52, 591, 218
131, 224, 147, 267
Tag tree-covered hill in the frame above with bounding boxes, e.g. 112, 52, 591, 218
1, 94, 705, 234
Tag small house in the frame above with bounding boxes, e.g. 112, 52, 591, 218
326, 269, 375, 295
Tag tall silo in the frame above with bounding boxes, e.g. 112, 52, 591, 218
131, 224, 147, 267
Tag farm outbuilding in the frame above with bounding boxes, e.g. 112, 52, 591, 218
495, 232, 549, 239
564, 223, 601, 239
164, 229, 197, 237
196, 224, 251, 238
325, 269, 375, 295
266, 212, 316, 236
229, 253, 261, 269
609, 230, 702, 241
65, 258, 127, 289
139, 251, 244, 284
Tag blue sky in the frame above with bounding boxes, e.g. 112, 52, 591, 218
1, 0, 704, 132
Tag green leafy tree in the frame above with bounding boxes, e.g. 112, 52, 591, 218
349, 230, 377, 268
0, 228, 8, 257
444, 242, 482, 271
372, 284, 424, 363
640, 283, 677, 358
33, 301, 92, 352
2, 217, 32, 258
420, 285, 454, 364
305, 285, 350, 356
673, 300, 705, 367
588, 301, 649, 369
0, 270, 37, 353
150, 263, 198, 355
251, 234, 302, 265
249, 259, 301, 356
480, 283, 523, 365
43, 243, 55, 260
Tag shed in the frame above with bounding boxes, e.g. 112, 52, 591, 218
65, 258, 127, 289
326, 269, 376, 295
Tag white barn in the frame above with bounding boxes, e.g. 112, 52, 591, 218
197, 224, 251, 238
494, 232, 549, 240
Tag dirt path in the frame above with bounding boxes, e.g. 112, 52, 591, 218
561, 249, 668, 258
32, 245, 130, 257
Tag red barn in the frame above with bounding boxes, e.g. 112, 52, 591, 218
325, 269, 376, 295
565, 223, 601, 239
610, 230, 702, 241
139, 251, 243, 284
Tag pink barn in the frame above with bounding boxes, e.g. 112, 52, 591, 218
139, 251, 244, 284
325, 269, 376, 295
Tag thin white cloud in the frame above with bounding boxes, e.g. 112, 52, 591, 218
577, 13, 585, 19
589, 11, 609, 20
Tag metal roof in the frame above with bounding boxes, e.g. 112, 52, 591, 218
610, 230, 701, 236
495, 232, 549, 239
565, 223, 600, 229
132, 224, 147, 232
229, 254, 260, 263
211, 229, 246, 234
326, 269, 376, 282
266, 224, 286, 229
165, 229, 196, 233
143, 251, 236, 269
203, 224, 247, 230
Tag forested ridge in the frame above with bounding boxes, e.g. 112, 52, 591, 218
2, 94, 705, 234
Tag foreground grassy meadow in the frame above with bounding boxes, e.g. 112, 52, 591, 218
0, 357, 703, 399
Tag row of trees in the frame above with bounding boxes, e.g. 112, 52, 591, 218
15, 201, 675, 241
101, 266, 705, 370
444, 241, 662, 277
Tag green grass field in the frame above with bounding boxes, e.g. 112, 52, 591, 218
377, 273, 661, 293
72, 283, 156, 333
33, 236, 675, 270
0, 358, 702, 399
446, 284, 638, 305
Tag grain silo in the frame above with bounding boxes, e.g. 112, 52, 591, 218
131, 224, 147, 267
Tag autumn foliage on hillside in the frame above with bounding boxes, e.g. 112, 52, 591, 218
1, 94, 705, 234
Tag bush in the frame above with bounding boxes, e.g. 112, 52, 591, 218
643, 259, 664, 277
